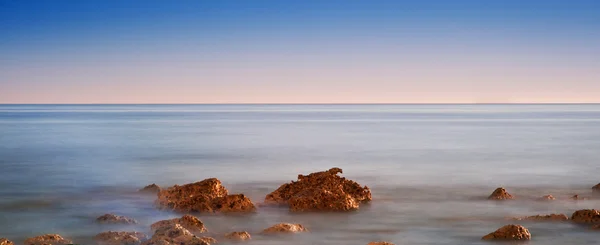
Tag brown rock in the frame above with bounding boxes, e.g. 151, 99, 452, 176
481, 225, 531, 240
264, 168, 371, 211
487, 187, 514, 200
151, 215, 207, 234
140, 184, 161, 194
592, 183, 600, 192
97, 214, 138, 224
510, 214, 568, 221
156, 178, 255, 213
262, 223, 308, 234
367, 242, 395, 245
197, 237, 216, 244
224, 232, 251, 242
142, 224, 210, 245
0, 238, 14, 245
95, 231, 148, 245
538, 195, 555, 201
571, 209, 600, 223
24, 234, 73, 245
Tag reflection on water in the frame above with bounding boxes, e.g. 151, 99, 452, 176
1, 104, 599, 244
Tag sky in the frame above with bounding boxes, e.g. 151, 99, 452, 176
1, 0, 599, 104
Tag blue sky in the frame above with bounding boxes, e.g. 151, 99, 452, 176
1, 0, 599, 103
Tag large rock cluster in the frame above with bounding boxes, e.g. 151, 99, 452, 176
24, 234, 72, 245
481, 224, 531, 240
571, 209, 600, 223
487, 187, 514, 200
96, 214, 138, 224
264, 168, 371, 211
95, 231, 147, 245
156, 178, 255, 213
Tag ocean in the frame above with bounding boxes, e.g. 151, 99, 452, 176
0, 104, 599, 244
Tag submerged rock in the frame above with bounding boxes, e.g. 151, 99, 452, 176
538, 195, 555, 201
140, 184, 162, 194
156, 178, 255, 213
24, 234, 73, 245
487, 187, 514, 200
0, 238, 14, 245
571, 209, 600, 223
367, 242, 395, 245
151, 215, 207, 234
97, 214, 138, 224
95, 231, 147, 245
224, 231, 251, 241
142, 224, 211, 245
510, 214, 568, 221
262, 223, 308, 234
264, 168, 371, 211
482, 225, 531, 240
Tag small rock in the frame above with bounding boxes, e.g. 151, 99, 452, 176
482, 224, 531, 240
0, 238, 14, 245
140, 184, 161, 194
367, 242, 395, 245
262, 223, 308, 234
510, 214, 568, 221
95, 231, 147, 245
24, 234, 73, 245
224, 231, 251, 242
97, 214, 138, 224
151, 215, 207, 234
592, 183, 600, 192
571, 209, 600, 223
142, 224, 211, 245
488, 187, 514, 200
538, 195, 555, 201
570, 194, 587, 201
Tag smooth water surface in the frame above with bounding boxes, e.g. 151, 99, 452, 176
1, 104, 599, 244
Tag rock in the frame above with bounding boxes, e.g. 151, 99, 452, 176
571, 209, 600, 223
97, 214, 138, 224
95, 231, 148, 245
264, 168, 371, 212
0, 238, 14, 245
140, 184, 161, 194
538, 195, 555, 201
570, 194, 587, 201
142, 224, 211, 245
481, 224, 531, 240
197, 237, 217, 244
487, 187, 514, 200
367, 242, 395, 245
593, 183, 600, 192
156, 178, 255, 213
151, 215, 207, 234
510, 214, 568, 221
224, 232, 251, 242
262, 223, 308, 234
24, 234, 73, 245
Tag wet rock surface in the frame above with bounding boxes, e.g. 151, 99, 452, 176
487, 187, 514, 200
24, 234, 73, 245
262, 223, 308, 234
95, 231, 148, 245
142, 224, 212, 245
140, 184, 161, 194
96, 214, 138, 224
0, 238, 14, 245
482, 224, 531, 240
224, 231, 251, 241
151, 215, 208, 234
156, 178, 255, 213
264, 168, 371, 211
367, 242, 395, 245
510, 214, 568, 221
571, 209, 600, 223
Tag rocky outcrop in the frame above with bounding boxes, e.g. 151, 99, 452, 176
482, 225, 531, 240
96, 214, 138, 224
156, 178, 255, 213
141, 224, 212, 245
571, 209, 600, 223
151, 215, 207, 234
262, 223, 308, 234
24, 234, 73, 245
224, 231, 251, 241
95, 231, 147, 245
0, 238, 14, 245
488, 187, 514, 200
538, 195, 555, 201
264, 168, 371, 211
510, 214, 568, 221
140, 184, 161, 194
367, 242, 395, 245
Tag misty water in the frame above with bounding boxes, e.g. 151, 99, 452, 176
1, 104, 599, 244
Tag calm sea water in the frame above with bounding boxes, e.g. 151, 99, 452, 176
0, 104, 599, 244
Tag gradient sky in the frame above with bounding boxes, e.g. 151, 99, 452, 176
1, 0, 599, 103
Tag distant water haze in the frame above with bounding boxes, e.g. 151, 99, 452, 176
0, 104, 599, 244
